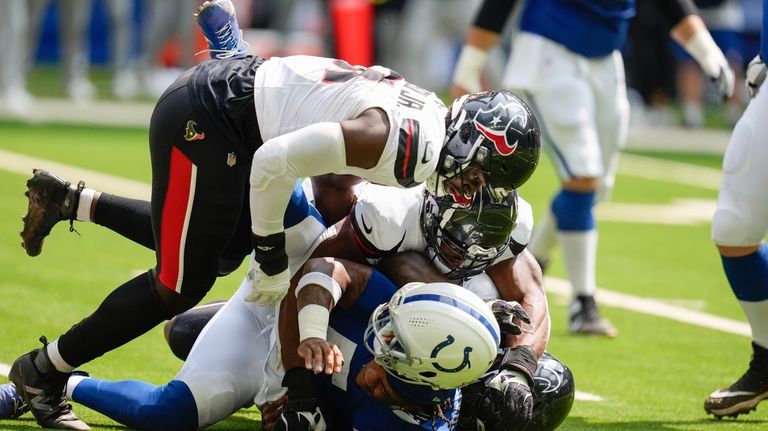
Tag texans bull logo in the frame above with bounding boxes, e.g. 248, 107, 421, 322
472, 101, 528, 156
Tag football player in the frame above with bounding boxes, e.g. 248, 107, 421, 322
704, 0, 768, 419
11, 1, 541, 429
451, 0, 734, 337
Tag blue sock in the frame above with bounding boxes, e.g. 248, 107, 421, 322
551, 189, 596, 231
72, 379, 197, 431
722, 243, 768, 302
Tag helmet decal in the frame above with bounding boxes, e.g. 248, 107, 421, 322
473, 101, 528, 156
430, 335, 473, 373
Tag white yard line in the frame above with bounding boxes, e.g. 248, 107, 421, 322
618, 154, 722, 191
545, 277, 751, 337
0, 149, 150, 200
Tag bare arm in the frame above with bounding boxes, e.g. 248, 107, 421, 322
279, 257, 374, 373
485, 249, 548, 358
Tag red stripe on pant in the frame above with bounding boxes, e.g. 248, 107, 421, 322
159, 147, 194, 293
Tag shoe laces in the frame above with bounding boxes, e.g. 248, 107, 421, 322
197, 25, 249, 59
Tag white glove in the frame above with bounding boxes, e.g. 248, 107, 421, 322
245, 262, 291, 305
746, 54, 767, 98
685, 30, 735, 100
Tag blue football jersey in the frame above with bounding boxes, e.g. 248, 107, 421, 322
520, 0, 636, 57
314, 271, 460, 430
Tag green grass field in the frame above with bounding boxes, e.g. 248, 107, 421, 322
0, 120, 766, 430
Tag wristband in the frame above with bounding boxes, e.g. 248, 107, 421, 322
453, 45, 488, 93
298, 304, 330, 341
296, 272, 342, 305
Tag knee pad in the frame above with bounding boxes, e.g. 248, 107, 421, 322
712, 208, 763, 246
551, 190, 596, 231
164, 301, 226, 360
526, 352, 575, 431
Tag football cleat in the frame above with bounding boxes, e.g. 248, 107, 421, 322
0, 382, 28, 419
705, 342, 768, 419
567, 295, 618, 338
20, 169, 84, 257
195, 0, 247, 59
8, 337, 90, 430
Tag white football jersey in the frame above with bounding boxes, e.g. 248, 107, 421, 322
253, 55, 447, 188
351, 183, 534, 267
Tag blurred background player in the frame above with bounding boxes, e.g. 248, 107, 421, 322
674, 0, 745, 128
450, 0, 735, 337
705, 0, 768, 418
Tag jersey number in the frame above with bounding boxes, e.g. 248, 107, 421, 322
322, 59, 402, 85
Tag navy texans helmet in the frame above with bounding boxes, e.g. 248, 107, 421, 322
525, 352, 575, 431
430, 90, 541, 202
421, 188, 518, 279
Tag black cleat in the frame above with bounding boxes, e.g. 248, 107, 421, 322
568, 295, 618, 337
20, 169, 84, 257
705, 342, 768, 419
8, 337, 90, 430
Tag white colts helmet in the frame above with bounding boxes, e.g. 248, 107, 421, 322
364, 282, 501, 390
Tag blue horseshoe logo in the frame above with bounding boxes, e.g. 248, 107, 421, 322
430, 335, 472, 373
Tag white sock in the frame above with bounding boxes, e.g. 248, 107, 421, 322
46, 339, 75, 373
75, 188, 96, 222
741, 300, 768, 349
528, 212, 557, 262
557, 229, 598, 297
66, 374, 88, 400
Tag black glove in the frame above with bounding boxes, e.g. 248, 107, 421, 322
458, 346, 537, 431
486, 299, 530, 335
273, 368, 327, 431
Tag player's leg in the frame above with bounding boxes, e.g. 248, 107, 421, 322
705, 79, 768, 418
515, 35, 616, 337
10, 67, 248, 430
65, 278, 276, 430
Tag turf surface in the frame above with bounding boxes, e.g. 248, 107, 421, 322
0, 121, 766, 430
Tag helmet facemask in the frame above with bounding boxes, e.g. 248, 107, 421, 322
421, 189, 518, 279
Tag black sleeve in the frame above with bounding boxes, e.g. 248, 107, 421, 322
474, 0, 519, 33
651, 0, 699, 28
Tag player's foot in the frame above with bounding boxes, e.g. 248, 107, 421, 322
8, 337, 90, 430
0, 383, 28, 419
567, 295, 618, 337
195, 0, 247, 59
20, 169, 84, 257
705, 342, 768, 419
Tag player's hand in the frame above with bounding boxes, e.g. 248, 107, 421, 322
259, 395, 287, 431
746, 54, 767, 98
273, 407, 327, 431
274, 369, 328, 431
458, 368, 534, 431
245, 263, 291, 305
486, 299, 530, 335
709, 59, 736, 101
297, 338, 344, 375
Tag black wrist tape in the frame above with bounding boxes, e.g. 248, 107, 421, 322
252, 231, 288, 275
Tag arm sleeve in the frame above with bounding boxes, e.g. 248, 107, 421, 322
653, 0, 698, 28
473, 0, 518, 33
250, 122, 347, 236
